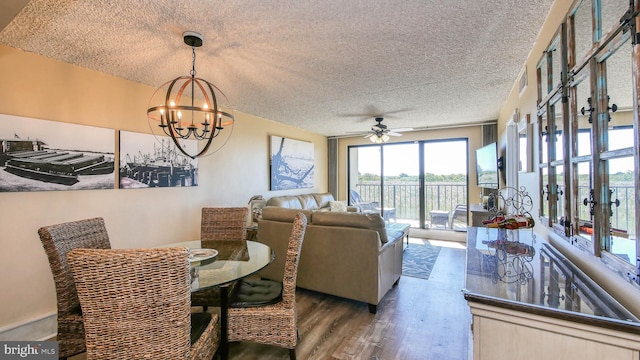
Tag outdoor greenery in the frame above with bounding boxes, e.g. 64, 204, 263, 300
543, 171, 635, 238
356, 172, 468, 224
359, 172, 467, 184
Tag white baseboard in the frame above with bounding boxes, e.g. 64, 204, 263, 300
0, 312, 57, 341
409, 228, 466, 242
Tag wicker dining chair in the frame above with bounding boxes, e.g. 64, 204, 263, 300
227, 212, 308, 360
67, 247, 220, 360
200, 207, 249, 241
37, 217, 111, 360
193, 207, 249, 311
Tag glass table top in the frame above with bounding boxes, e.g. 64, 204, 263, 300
160, 240, 274, 291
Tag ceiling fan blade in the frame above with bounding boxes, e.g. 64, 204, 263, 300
384, 107, 415, 115
389, 127, 413, 132
336, 106, 414, 121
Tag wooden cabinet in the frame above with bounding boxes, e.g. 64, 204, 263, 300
469, 302, 640, 360
464, 227, 640, 360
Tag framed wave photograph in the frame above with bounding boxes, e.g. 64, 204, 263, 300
269, 135, 314, 190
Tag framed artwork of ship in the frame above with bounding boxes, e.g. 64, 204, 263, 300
269, 135, 314, 191
118, 130, 198, 189
0, 114, 115, 192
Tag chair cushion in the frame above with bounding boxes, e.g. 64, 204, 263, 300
190, 312, 213, 345
231, 279, 283, 307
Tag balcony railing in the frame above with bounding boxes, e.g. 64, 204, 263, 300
354, 183, 467, 224
576, 184, 636, 239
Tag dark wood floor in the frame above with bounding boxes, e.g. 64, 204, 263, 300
229, 240, 471, 360
68, 239, 470, 360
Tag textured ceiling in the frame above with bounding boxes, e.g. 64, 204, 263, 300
0, 0, 555, 137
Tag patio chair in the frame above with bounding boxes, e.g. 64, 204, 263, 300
349, 189, 396, 221
193, 207, 249, 311
67, 247, 220, 360
429, 210, 450, 229
449, 204, 468, 231
37, 217, 112, 359
227, 212, 308, 360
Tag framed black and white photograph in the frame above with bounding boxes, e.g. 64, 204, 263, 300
269, 135, 314, 190
119, 131, 198, 188
0, 114, 115, 192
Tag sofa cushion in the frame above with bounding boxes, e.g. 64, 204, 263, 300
262, 206, 313, 222
311, 211, 388, 244
329, 200, 348, 212
296, 194, 319, 210
313, 193, 335, 208
266, 196, 303, 209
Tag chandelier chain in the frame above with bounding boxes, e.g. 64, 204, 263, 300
190, 47, 197, 77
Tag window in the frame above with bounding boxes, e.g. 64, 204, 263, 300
538, 0, 638, 272
537, 28, 566, 233
348, 139, 468, 230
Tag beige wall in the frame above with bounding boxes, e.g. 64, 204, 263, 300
0, 45, 327, 330
336, 125, 484, 205
496, 0, 574, 215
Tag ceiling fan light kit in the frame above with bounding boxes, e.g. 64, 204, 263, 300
370, 133, 390, 143
352, 116, 413, 143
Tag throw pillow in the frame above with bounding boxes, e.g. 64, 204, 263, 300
329, 200, 348, 212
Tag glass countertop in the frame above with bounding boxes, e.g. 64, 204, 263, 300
464, 227, 640, 332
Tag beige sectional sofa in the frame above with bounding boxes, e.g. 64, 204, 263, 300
264, 192, 357, 212
256, 193, 410, 313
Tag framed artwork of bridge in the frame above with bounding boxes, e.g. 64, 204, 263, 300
269, 135, 314, 190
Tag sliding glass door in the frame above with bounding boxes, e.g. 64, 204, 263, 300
383, 143, 419, 224
423, 140, 468, 230
348, 139, 468, 230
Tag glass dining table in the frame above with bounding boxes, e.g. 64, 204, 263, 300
159, 239, 274, 360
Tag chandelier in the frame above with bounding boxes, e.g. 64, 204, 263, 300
147, 31, 234, 158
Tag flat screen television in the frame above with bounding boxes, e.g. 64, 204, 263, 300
475, 142, 499, 189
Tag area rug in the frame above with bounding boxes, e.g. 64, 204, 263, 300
402, 241, 442, 280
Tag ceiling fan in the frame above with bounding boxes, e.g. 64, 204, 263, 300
359, 117, 413, 143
